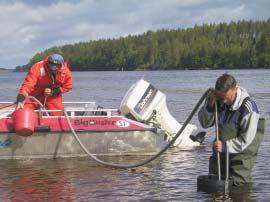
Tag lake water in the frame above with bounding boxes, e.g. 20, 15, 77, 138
0, 69, 269, 201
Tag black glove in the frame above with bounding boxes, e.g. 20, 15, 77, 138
16, 94, 25, 103
51, 86, 61, 95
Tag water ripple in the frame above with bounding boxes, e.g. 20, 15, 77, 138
0, 70, 270, 201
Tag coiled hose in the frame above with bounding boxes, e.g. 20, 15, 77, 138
63, 89, 210, 169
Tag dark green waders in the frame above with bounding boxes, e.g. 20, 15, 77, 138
209, 118, 265, 186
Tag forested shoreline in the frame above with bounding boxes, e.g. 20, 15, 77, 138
16, 19, 270, 71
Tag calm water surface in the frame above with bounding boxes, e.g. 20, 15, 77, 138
0, 70, 269, 201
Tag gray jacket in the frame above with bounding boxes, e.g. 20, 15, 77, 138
198, 87, 260, 154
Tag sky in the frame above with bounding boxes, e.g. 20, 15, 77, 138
0, 0, 269, 68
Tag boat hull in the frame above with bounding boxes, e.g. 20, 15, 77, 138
0, 130, 166, 159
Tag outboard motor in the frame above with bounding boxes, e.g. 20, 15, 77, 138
120, 79, 200, 147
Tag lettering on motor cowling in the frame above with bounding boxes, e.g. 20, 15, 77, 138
0, 138, 12, 147
134, 84, 157, 115
74, 119, 116, 127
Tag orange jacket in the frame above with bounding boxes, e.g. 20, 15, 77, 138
18, 57, 73, 115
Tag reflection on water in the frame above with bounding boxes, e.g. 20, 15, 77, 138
0, 152, 262, 201
0, 69, 270, 201
0, 160, 73, 201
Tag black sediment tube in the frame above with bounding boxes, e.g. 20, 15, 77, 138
214, 102, 221, 181
64, 88, 211, 169
225, 142, 230, 193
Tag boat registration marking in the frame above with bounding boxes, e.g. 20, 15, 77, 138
116, 120, 130, 128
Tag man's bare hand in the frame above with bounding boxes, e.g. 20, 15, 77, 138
44, 88, 52, 97
213, 140, 222, 152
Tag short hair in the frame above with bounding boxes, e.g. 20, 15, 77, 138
215, 73, 236, 92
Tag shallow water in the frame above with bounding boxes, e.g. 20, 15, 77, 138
0, 69, 269, 201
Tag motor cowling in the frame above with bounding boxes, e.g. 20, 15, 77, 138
120, 79, 200, 147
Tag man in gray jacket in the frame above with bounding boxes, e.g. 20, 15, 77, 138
198, 73, 264, 186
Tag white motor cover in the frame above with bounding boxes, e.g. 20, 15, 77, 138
120, 79, 199, 147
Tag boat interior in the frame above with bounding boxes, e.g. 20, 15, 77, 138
0, 102, 120, 118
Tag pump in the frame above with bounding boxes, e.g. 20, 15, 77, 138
120, 79, 200, 147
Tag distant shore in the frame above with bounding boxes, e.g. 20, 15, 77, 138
0, 68, 13, 72
10, 67, 270, 73
22, 19, 269, 72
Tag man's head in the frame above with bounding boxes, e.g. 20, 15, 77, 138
214, 73, 237, 105
47, 54, 64, 71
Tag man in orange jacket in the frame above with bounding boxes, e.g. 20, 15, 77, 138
16, 54, 73, 116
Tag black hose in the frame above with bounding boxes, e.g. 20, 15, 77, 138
64, 88, 211, 169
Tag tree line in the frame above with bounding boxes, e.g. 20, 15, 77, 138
16, 19, 270, 71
